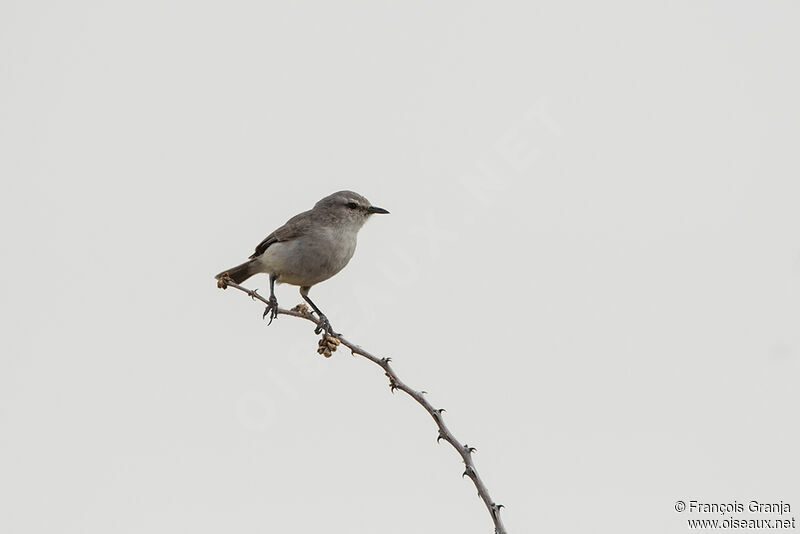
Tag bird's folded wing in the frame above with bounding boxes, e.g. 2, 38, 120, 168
249, 209, 313, 259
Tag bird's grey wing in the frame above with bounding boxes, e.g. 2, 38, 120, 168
249, 210, 313, 259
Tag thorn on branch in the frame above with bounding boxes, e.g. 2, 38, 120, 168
420, 391, 427, 395
490, 503, 504, 520
462, 466, 476, 479
380, 357, 392, 365
436, 408, 446, 414
464, 444, 477, 454
386, 373, 399, 393
437, 430, 446, 443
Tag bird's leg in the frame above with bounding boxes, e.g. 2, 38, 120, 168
262, 274, 279, 325
300, 286, 338, 336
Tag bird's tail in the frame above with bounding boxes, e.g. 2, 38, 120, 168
215, 259, 261, 284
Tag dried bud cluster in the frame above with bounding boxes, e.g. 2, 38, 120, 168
291, 303, 311, 314
216, 272, 231, 289
317, 334, 340, 357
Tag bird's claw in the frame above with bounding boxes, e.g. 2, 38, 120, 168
314, 315, 338, 336
262, 296, 279, 325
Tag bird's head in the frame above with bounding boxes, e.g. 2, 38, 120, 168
314, 190, 389, 228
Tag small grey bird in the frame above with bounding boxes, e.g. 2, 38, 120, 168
215, 190, 389, 335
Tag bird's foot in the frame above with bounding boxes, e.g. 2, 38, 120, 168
314, 315, 339, 336
262, 295, 279, 325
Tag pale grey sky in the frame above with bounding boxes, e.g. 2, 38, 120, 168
1, 2, 798, 533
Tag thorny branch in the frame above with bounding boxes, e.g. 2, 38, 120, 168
217, 276, 508, 534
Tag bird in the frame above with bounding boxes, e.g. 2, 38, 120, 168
215, 190, 389, 335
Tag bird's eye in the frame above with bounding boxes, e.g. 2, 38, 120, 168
347, 202, 359, 209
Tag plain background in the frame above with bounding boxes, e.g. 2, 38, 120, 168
1, 1, 798, 533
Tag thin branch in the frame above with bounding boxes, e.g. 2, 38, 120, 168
218, 278, 508, 534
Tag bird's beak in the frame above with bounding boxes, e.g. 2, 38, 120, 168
367, 206, 390, 214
